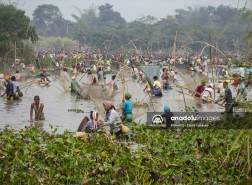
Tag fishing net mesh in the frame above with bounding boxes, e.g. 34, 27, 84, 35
58, 65, 150, 120
140, 66, 161, 93
3, 63, 31, 80
175, 68, 207, 90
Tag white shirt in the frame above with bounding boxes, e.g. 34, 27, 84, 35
219, 83, 225, 96
132, 68, 138, 76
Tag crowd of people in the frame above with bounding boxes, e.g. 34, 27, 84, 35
1, 49, 251, 135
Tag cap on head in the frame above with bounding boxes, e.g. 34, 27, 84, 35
164, 105, 170, 112
72, 76, 76, 80
125, 92, 132, 99
5, 76, 10, 81
207, 84, 213, 88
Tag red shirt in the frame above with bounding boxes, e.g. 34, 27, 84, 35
195, 85, 204, 97
93, 77, 97, 84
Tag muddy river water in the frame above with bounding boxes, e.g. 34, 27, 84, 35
0, 67, 249, 133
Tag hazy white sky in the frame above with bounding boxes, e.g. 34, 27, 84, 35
9, 0, 249, 22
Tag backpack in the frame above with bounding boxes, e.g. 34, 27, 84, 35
153, 85, 161, 96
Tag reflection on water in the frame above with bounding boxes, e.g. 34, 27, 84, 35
0, 70, 248, 133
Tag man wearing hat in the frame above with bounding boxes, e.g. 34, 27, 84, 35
1, 76, 14, 100
162, 105, 174, 128
69, 77, 79, 92
42, 68, 49, 77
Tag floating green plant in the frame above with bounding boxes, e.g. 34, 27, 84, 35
68, 109, 84, 113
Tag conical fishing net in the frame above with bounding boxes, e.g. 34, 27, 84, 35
140, 66, 161, 93
3, 63, 31, 80
175, 67, 207, 90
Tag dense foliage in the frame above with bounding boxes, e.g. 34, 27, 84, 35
0, 120, 251, 184
31, 4, 67, 37
29, 3, 250, 53
0, 4, 38, 59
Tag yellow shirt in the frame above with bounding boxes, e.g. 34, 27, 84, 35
153, 81, 161, 89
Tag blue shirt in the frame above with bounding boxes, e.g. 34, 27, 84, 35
239, 68, 245, 75
249, 69, 252, 74
11, 81, 19, 93
122, 100, 133, 114
81, 120, 99, 133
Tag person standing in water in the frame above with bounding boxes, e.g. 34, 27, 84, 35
1, 76, 14, 100
121, 93, 133, 122
137, 72, 146, 83
153, 76, 162, 96
214, 82, 233, 113
38, 74, 51, 85
192, 80, 206, 98
69, 76, 78, 92
10, 76, 20, 100
30, 96, 45, 121
14, 70, 21, 81
87, 69, 97, 84
41, 68, 49, 77
30, 64, 35, 73
237, 79, 247, 101
131, 65, 138, 79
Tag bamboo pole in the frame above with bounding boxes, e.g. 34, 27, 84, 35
122, 55, 126, 103
175, 84, 224, 107
15, 41, 16, 61
209, 34, 215, 100
74, 42, 79, 77
172, 30, 177, 74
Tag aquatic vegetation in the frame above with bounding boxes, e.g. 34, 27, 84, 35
0, 120, 251, 184
118, 100, 149, 109
68, 109, 84, 113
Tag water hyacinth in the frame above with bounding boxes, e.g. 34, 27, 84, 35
0, 121, 251, 184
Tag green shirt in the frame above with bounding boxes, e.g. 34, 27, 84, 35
69, 81, 78, 92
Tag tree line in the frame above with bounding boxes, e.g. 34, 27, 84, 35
0, 2, 251, 60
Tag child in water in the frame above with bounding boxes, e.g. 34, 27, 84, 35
81, 111, 103, 133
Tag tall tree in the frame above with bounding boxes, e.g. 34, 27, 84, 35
98, 3, 126, 25
32, 4, 67, 37
0, 3, 38, 58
